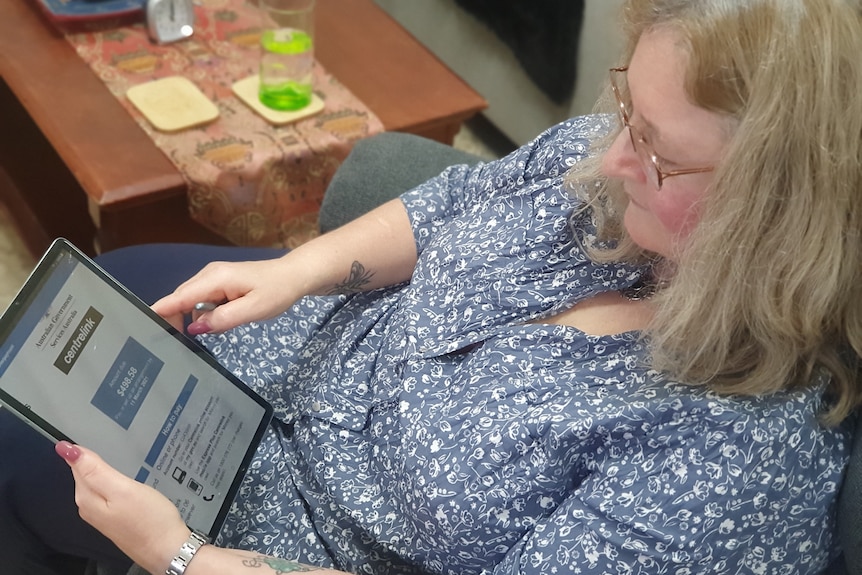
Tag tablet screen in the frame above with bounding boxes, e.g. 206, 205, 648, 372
0, 238, 273, 539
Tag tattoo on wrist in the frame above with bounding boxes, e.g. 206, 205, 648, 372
241, 556, 321, 573
326, 261, 375, 295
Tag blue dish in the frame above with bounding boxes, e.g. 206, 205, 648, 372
35, 0, 145, 25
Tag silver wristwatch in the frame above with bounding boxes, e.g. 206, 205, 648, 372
165, 529, 209, 575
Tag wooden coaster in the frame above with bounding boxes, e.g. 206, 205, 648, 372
232, 75, 324, 125
126, 76, 219, 132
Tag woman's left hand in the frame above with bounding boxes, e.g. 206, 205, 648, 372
55, 441, 191, 575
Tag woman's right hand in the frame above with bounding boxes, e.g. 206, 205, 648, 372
153, 199, 418, 335
152, 256, 306, 334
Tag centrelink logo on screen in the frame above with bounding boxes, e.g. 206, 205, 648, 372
53, 306, 103, 375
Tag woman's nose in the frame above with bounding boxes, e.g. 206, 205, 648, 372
601, 128, 642, 183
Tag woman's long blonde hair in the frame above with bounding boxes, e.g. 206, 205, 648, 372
571, 0, 862, 424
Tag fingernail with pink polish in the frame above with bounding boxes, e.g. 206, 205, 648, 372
55, 441, 81, 463
187, 320, 212, 336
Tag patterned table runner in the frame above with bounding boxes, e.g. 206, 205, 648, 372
65, 0, 385, 248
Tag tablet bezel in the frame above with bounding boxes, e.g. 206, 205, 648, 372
0, 238, 274, 539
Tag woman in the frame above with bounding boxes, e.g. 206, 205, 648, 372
17, 0, 862, 573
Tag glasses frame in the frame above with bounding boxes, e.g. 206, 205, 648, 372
609, 67, 714, 190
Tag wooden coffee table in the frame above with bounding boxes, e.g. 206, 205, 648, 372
0, 0, 486, 257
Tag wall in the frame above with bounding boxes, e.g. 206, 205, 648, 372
374, 0, 625, 145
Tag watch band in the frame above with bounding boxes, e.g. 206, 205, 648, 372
165, 529, 209, 575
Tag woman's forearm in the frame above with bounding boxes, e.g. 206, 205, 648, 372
187, 546, 349, 575
150, 198, 418, 331
55, 442, 354, 575
281, 197, 418, 296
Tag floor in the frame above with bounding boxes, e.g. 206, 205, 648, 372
0, 116, 516, 313
0, 198, 37, 312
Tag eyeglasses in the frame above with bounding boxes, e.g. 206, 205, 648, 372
609, 67, 714, 190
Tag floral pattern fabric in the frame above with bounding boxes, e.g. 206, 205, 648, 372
199, 115, 851, 575
65, 0, 384, 248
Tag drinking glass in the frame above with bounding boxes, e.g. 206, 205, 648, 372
258, 0, 315, 111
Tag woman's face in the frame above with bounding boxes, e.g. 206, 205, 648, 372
601, 28, 730, 260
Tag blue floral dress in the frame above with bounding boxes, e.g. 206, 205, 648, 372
200, 115, 851, 574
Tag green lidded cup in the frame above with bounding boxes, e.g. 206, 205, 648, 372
258, 0, 315, 111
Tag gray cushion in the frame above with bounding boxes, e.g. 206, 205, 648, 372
318, 131, 483, 233
836, 413, 862, 573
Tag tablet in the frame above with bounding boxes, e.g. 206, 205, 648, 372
0, 238, 273, 540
